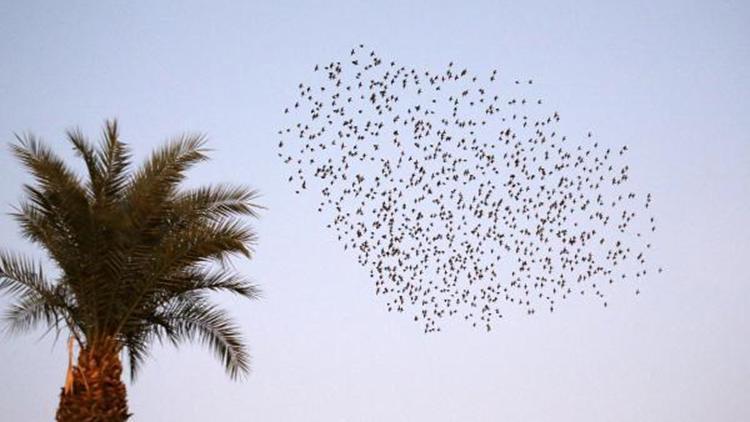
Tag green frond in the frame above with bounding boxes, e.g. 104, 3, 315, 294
0, 250, 52, 298
67, 127, 103, 201
158, 298, 250, 380
121, 329, 152, 380
10, 133, 87, 198
177, 218, 257, 261
126, 134, 209, 207
166, 266, 262, 300
0, 251, 75, 337
3, 292, 61, 335
173, 184, 264, 221
10, 199, 72, 266
128, 218, 257, 288
96, 119, 132, 202
10, 135, 93, 270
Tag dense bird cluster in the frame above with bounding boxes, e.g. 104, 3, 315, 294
278, 45, 660, 332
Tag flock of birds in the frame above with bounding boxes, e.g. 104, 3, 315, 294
278, 45, 661, 332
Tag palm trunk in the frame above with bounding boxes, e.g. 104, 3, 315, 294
56, 338, 130, 421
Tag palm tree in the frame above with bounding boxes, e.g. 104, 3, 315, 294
0, 120, 262, 421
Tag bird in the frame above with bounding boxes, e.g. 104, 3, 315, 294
277, 45, 660, 333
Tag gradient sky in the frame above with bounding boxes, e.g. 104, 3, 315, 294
0, 1, 748, 421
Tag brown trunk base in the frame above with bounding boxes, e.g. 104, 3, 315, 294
56, 340, 130, 422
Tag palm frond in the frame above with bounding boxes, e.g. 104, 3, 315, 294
121, 329, 151, 380
0, 251, 74, 336
173, 184, 264, 221
126, 218, 257, 295
0, 250, 52, 297
10, 135, 93, 270
97, 119, 132, 202
3, 293, 61, 335
158, 298, 250, 380
67, 128, 103, 201
10, 133, 88, 200
10, 199, 74, 269
126, 134, 209, 213
165, 266, 262, 300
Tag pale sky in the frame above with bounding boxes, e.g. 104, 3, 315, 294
0, 1, 748, 421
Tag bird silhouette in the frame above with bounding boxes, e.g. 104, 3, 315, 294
278, 46, 661, 333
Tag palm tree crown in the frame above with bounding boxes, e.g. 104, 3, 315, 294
0, 120, 262, 380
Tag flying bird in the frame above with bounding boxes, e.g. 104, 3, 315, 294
278, 45, 661, 333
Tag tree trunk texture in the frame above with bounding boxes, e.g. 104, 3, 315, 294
56, 339, 130, 422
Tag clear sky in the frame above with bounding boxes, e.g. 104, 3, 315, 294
0, 1, 748, 421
